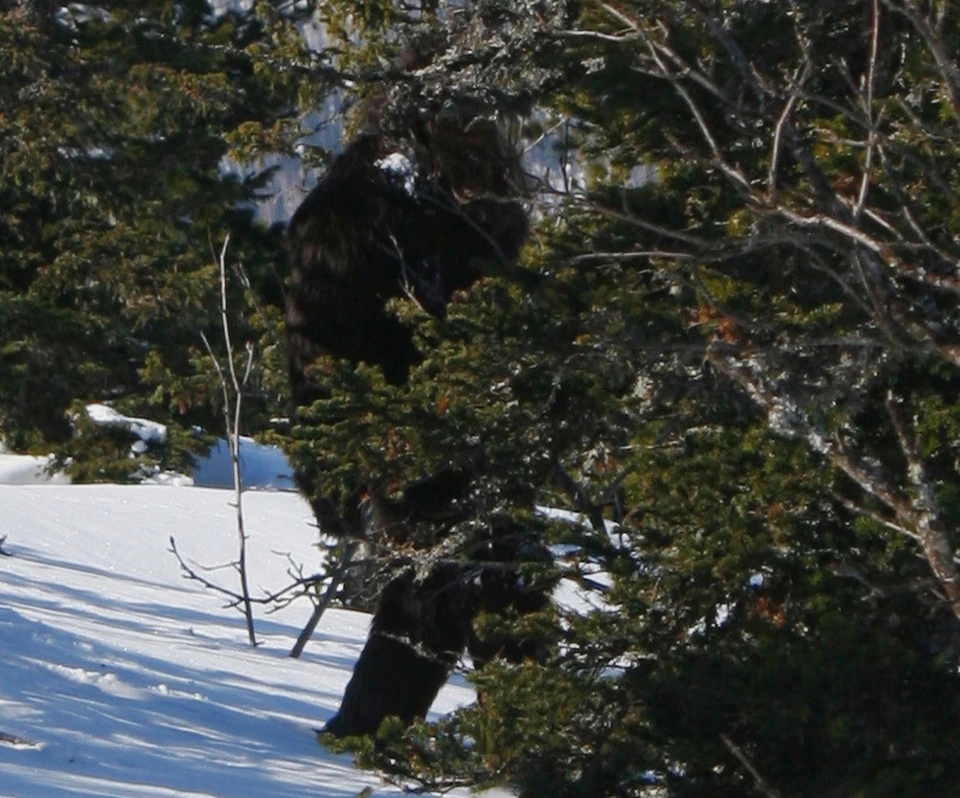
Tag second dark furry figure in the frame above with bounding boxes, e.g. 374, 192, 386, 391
285, 112, 545, 737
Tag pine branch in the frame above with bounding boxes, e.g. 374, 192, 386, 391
708, 342, 960, 621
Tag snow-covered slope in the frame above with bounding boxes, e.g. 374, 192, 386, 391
0, 448, 69, 486
0, 468, 473, 796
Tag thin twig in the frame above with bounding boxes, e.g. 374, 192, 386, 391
720, 733, 783, 798
169, 536, 327, 608
290, 540, 360, 658
643, 37, 754, 197
769, 93, 799, 201
198, 234, 258, 647
854, 0, 881, 221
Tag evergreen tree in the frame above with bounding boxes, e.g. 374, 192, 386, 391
0, 1, 325, 477
312, 2, 960, 796
9, 0, 957, 793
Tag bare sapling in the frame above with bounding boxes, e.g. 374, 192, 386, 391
196, 234, 258, 647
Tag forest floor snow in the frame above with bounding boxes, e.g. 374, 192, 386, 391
0, 450, 475, 798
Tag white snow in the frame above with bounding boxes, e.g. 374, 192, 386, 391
0, 449, 70, 486
375, 152, 416, 196
85, 404, 168, 444
0, 449, 474, 797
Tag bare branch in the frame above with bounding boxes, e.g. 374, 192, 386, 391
169, 536, 247, 608
720, 733, 783, 798
169, 536, 330, 609
561, 250, 694, 266
643, 42, 734, 107
696, 5, 846, 216
854, 0, 881, 221
290, 540, 360, 658
642, 37, 755, 198
599, 2, 641, 33
200, 330, 231, 422
557, 28, 640, 44
232, 259, 287, 356
833, 492, 921, 543
885, 391, 960, 618
197, 234, 258, 647
567, 196, 710, 248
769, 92, 799, 202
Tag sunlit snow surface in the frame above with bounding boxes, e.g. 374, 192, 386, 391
0, 457, 473, 797
0, 447, 69, 486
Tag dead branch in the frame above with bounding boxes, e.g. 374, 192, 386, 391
290, 539, 360, 658
853, 0, 881, 221
721, 733, 783, 798
169, 535, 333, 611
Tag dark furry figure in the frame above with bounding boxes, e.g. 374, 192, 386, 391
324, 563, 472, 737
286, 114, 529, 534
285, 111, 547, 737
286, 117, 528, 401
323, 527, 552, 738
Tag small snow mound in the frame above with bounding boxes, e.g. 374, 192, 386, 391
86, 404, 168, 443
141, 470, 196, 487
